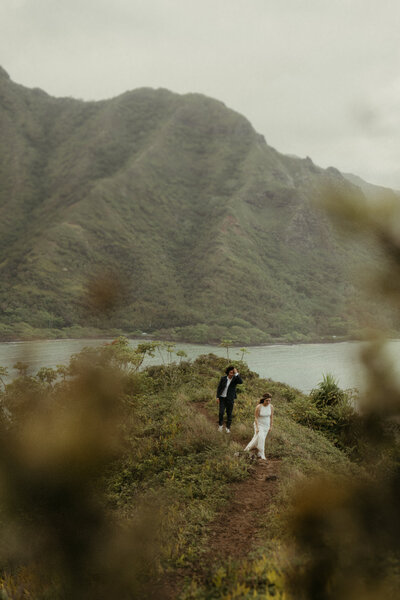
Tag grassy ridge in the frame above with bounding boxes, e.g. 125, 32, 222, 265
102, 352, 358, 599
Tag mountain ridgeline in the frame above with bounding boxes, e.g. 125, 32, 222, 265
0, 67, 384, 343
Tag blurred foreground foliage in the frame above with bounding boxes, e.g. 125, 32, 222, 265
286, 190, 400, 599
0, 338, 160, 599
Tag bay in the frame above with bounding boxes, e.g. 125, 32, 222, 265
1, 338, 400, 393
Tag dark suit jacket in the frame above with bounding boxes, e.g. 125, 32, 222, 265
216, 374, 243, 401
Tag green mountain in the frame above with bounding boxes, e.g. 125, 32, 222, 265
0, 67, 381, 343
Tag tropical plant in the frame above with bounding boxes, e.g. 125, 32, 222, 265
36, 366, 57, 386
310, 373, 345, 407
219, 339, 234, 359
238, 347, 249, 361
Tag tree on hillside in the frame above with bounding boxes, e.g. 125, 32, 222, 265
219, 338, 234, 359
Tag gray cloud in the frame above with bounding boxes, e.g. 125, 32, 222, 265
1, 0, 400, 187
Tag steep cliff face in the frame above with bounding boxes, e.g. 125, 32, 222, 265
0, 68, 377, 341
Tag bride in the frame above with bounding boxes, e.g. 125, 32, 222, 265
244, 392, 273, 460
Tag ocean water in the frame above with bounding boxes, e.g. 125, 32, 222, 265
1, 338, 399, 393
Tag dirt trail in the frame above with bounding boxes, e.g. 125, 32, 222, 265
161, 403, 281, 599
207, 457, 281, 562
198, 402, 281, 563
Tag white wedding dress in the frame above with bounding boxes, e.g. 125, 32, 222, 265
244, 403, 271, 460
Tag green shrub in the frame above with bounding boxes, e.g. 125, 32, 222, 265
290, 375, 362, 457
310, 373, 345, 407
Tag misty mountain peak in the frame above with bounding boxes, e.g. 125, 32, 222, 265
0, 66, 11, 80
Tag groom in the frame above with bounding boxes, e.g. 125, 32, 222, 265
216, 365, 243, 433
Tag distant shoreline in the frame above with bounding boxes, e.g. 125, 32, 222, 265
2, 336, 399, 393
0, 333, 385, 348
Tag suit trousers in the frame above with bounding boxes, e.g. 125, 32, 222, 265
218, 397, 234, 428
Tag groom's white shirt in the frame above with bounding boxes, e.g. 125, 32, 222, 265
220, 373, 239, 398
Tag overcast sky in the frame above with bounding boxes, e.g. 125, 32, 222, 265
1, 0, 400, 188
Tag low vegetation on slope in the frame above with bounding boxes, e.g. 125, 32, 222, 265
3, 339, 397, 600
